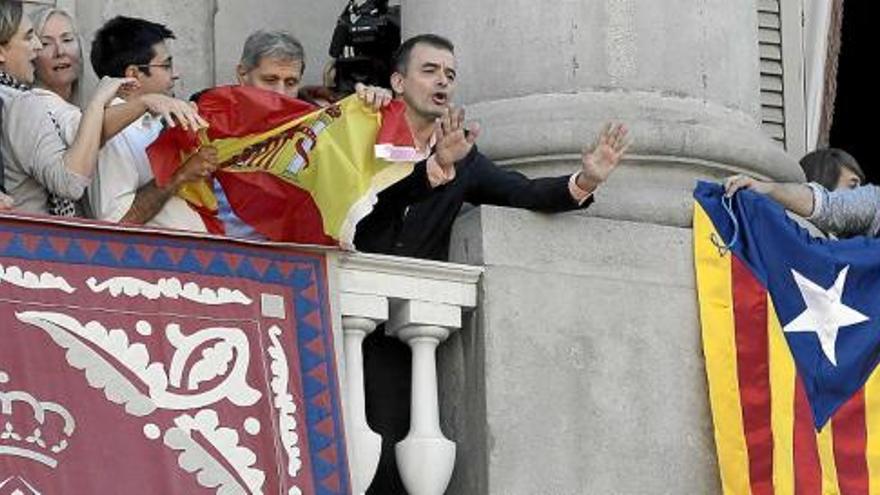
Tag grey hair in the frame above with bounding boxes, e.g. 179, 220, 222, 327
29, 6, 83, 104
239, 30, 305, 73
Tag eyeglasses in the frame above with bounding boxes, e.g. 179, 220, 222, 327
137, 61, 173, 71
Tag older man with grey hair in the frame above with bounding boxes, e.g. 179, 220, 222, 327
235, 29, 391, 108
236, 29, 306, 98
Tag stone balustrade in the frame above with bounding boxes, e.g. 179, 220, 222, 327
328, 252, 482, 494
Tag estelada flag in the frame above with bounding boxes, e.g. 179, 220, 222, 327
694, 181, 880, 494
147, 86, 419, 247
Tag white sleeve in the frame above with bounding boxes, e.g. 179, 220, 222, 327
90, 132, 140, 222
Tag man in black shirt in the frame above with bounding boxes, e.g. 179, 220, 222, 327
354, 33, 629, 261
357, 34, 631, 495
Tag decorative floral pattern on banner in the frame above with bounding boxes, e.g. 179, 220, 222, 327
0, 217, 348, 495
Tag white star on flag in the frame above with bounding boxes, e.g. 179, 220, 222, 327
783, 266, 869, 366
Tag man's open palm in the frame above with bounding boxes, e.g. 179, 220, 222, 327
581, 123, 630, 186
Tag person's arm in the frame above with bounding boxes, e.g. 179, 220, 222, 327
61, 77, 133, 178
120, 147, 218, 225
806, 183, 880, 237
724, 175, 815, 217
102, 93, 207, 143
6, 78, 129, 201
466, 123, 629, 211
723, 175, 880, 237
466, 150, 585, 211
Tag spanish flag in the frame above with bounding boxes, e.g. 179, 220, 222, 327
148, 86, 418, 247
694, 181, 880, 494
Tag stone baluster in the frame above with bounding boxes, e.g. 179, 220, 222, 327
388, 300, 462, 495
340, 293, 388, 494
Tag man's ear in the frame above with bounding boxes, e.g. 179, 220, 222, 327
123, 65, 141, 80
235, 64, 248, 85
390, 72, 405, 95
0, 45, 8, 65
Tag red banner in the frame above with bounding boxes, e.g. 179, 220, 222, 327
0, 215, 348, 494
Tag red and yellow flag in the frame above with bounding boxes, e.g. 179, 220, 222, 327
148, 86, 418, 247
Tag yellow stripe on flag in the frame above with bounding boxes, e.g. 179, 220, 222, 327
864, 367, 880, 494
768, 296, 795, 495
817, 423, 840, 494
694, 203, 752, 495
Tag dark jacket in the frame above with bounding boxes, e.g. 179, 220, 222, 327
354, 146, 593, 260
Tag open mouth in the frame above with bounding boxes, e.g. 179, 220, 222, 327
52, 62, 73, 72
431, 92, 448, 106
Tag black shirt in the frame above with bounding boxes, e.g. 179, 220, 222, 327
354, 146, 593, 260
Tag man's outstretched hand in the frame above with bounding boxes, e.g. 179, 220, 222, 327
577, 123, 631, 193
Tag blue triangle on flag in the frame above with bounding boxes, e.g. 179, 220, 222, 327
297, 322, 319, 343
300, 347, 323, 372
205, 254, 232, 276
263, 262, 285, 284
296, 297, 318, 319
309, 448, 334, 478
3, 234, 33, 259
235, 257, 261, 280
306, 405, 331, 429
91, 243, 120, 266
290, 268, 313, 290
34, 237, 61, 260
177, 250, 203, 273
149, 248, 176, 270
120, 245, 148, 268
303, 374, 326, 399
64, 241, 89, 263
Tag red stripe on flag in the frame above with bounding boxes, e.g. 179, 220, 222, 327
216, 170, 335, 245
731, 256, 774, 495
793, 377, 822, 495
832, 389, 869, 495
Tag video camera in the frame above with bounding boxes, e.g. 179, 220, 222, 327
329, 0, 401, 94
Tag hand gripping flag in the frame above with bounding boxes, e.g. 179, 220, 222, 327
694, 181, 880, 494
147, 86, 419, 247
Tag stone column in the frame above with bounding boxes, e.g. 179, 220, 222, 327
402, 1, 804, 494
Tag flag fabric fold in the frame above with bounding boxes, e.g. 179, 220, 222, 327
148, 86, 419, 247
694, 181, 880, 494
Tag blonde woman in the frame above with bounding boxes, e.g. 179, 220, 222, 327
31, 6, 83, 105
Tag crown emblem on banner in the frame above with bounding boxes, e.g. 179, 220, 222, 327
0, 384, 76, 469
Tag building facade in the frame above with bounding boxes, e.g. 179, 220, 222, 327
21, 0, 835, 493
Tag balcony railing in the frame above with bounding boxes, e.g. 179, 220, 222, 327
328, 251, 483, 495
